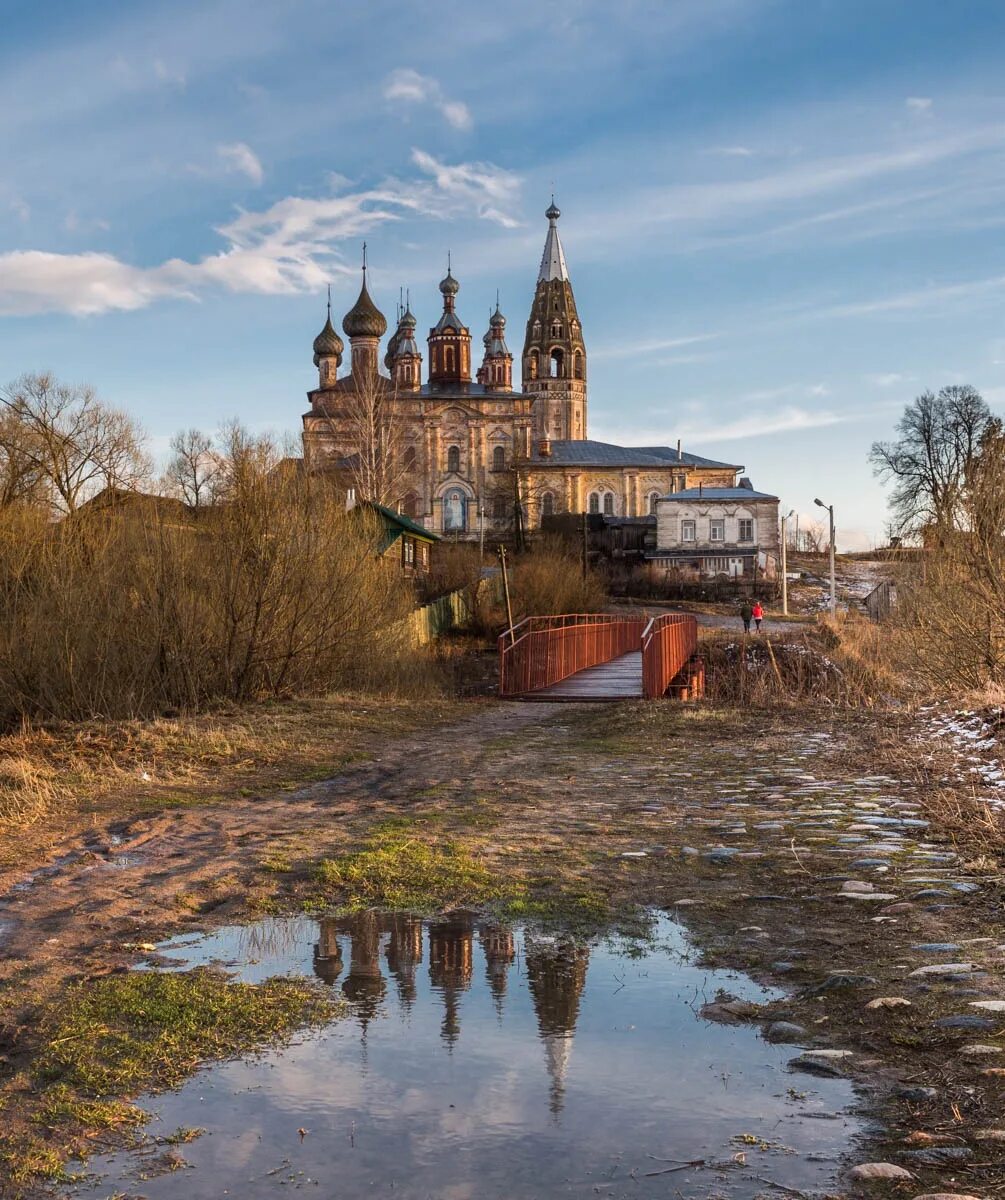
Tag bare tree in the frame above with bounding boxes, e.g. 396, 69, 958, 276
163, 428, 224, 508
870, 385, 991, 538
0, 373, 150, 513
317, 372, 409, 507
0, 406, 47, 508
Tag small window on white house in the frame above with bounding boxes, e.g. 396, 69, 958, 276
710, 519, 725, 542
681, 519, 696, 542
589, 492, 600, 514
738, 518, 754, 542
603, 493, 614, 516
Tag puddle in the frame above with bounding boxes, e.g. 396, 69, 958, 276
67, 912, 864, 1198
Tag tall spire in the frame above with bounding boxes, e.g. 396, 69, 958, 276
538, 199, 569, 283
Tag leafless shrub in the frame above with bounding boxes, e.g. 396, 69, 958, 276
701, 627, 888, 708
0, 434, 431, 725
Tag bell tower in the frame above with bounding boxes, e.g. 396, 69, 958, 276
522, 201, 586, 441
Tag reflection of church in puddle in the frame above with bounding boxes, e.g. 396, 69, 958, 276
314, 911, 589, 1114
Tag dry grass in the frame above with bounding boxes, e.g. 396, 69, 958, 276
0, 694, 464, 866
699, 622, 894, 707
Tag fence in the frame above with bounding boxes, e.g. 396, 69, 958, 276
498, 613, 646, 697
641, 613, 699, 699
405, 588, 472, 646
863, 581, 896, 623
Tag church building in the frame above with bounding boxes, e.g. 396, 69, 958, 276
301, 202, 742, 537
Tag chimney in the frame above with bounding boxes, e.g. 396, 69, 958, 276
538, 437, 551, 458
677, 438, 682, 461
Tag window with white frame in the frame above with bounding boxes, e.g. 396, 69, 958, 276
681, 519, 696, 542
648, 491, 660, 515
588, 492, 600, 514
703, 557, 729, 574
710, 518, 725, 542
738, 518, 754, 542
603, 492, 614, 516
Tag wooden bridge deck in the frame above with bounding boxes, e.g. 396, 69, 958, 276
523, 651, 644, 702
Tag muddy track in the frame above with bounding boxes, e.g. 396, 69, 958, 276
3, 697, 1005, 1197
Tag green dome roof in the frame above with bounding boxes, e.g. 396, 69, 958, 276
342, 278, 387, 339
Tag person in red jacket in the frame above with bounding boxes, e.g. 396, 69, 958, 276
752, 600, 764, 632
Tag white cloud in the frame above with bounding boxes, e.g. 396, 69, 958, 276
678, 406, 846, 442
0, 151, 522, 316
410, 149, 521, 227
217, 142, 264, 186
703, 145, 754, 157
906, 96, 933, 113
153, 58, 186, 88
866, 372, 909, 388
9, 196, 29, 223
383, 68, 473, 131
590, 333, 719, 361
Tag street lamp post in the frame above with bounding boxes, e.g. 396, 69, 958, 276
814, 498, 836, 617
781, 508, 794, 616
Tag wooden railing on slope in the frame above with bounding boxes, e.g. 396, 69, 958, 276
498, 614, 646, 697
641, 613, 699, 699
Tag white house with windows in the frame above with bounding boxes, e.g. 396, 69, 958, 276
649, 479, 780, 580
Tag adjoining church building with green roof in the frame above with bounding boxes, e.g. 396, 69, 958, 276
300, 202, 744, 541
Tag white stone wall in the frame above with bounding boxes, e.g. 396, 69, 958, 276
655, 497, 779, 555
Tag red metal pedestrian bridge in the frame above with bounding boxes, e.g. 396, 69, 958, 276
498, 612, 703, 701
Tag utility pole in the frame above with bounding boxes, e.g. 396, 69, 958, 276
781, 508, 794, 616
814, 498, 837, 617
478, 500, 485, 563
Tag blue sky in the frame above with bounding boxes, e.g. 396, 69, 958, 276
3, 0, 1005, 547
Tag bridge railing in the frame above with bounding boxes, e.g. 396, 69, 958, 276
641, 613, 699, 699
498, 613, 646, 697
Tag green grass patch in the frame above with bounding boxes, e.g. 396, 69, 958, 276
0, 1136, 77, 1186
33, 1084, 145, 1130
35, 969, 341, 1096
313, 833, 502, 911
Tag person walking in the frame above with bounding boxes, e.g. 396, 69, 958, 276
752, 599, 764, 633
739, 600, 753, 634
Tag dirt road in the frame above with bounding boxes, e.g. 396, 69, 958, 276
2, 696, 1005, 1196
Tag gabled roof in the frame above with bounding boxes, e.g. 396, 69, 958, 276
659, 486, 778, 502
528, 439, 740, 469
358, 500, 440, 546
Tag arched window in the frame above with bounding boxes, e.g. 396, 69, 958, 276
574, 351, 584, 380
493, 495, 507, 521
528, 351, 539, 380
550, 348, 564, 378
551, 321, 562, 338
443, 489, 467, 532
444, 345, 455, 374
588, 492, 600, 515
648, 491, 660, 515
403, 445, 416, 472
603, 493, 614, 516
492, 445, 505, 471
447, 445, 460, 473
402, 492, 419, 518
540, 492, 555, 524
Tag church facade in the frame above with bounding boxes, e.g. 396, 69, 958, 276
301, 202, 742, 537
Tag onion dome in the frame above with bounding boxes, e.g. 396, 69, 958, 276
545, 198, 561, 221
484, 301, 510, 357
389, 305, 420, 362
439, 268, 460, 298
342, 276, 387, 340
313, 312, 344, 366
